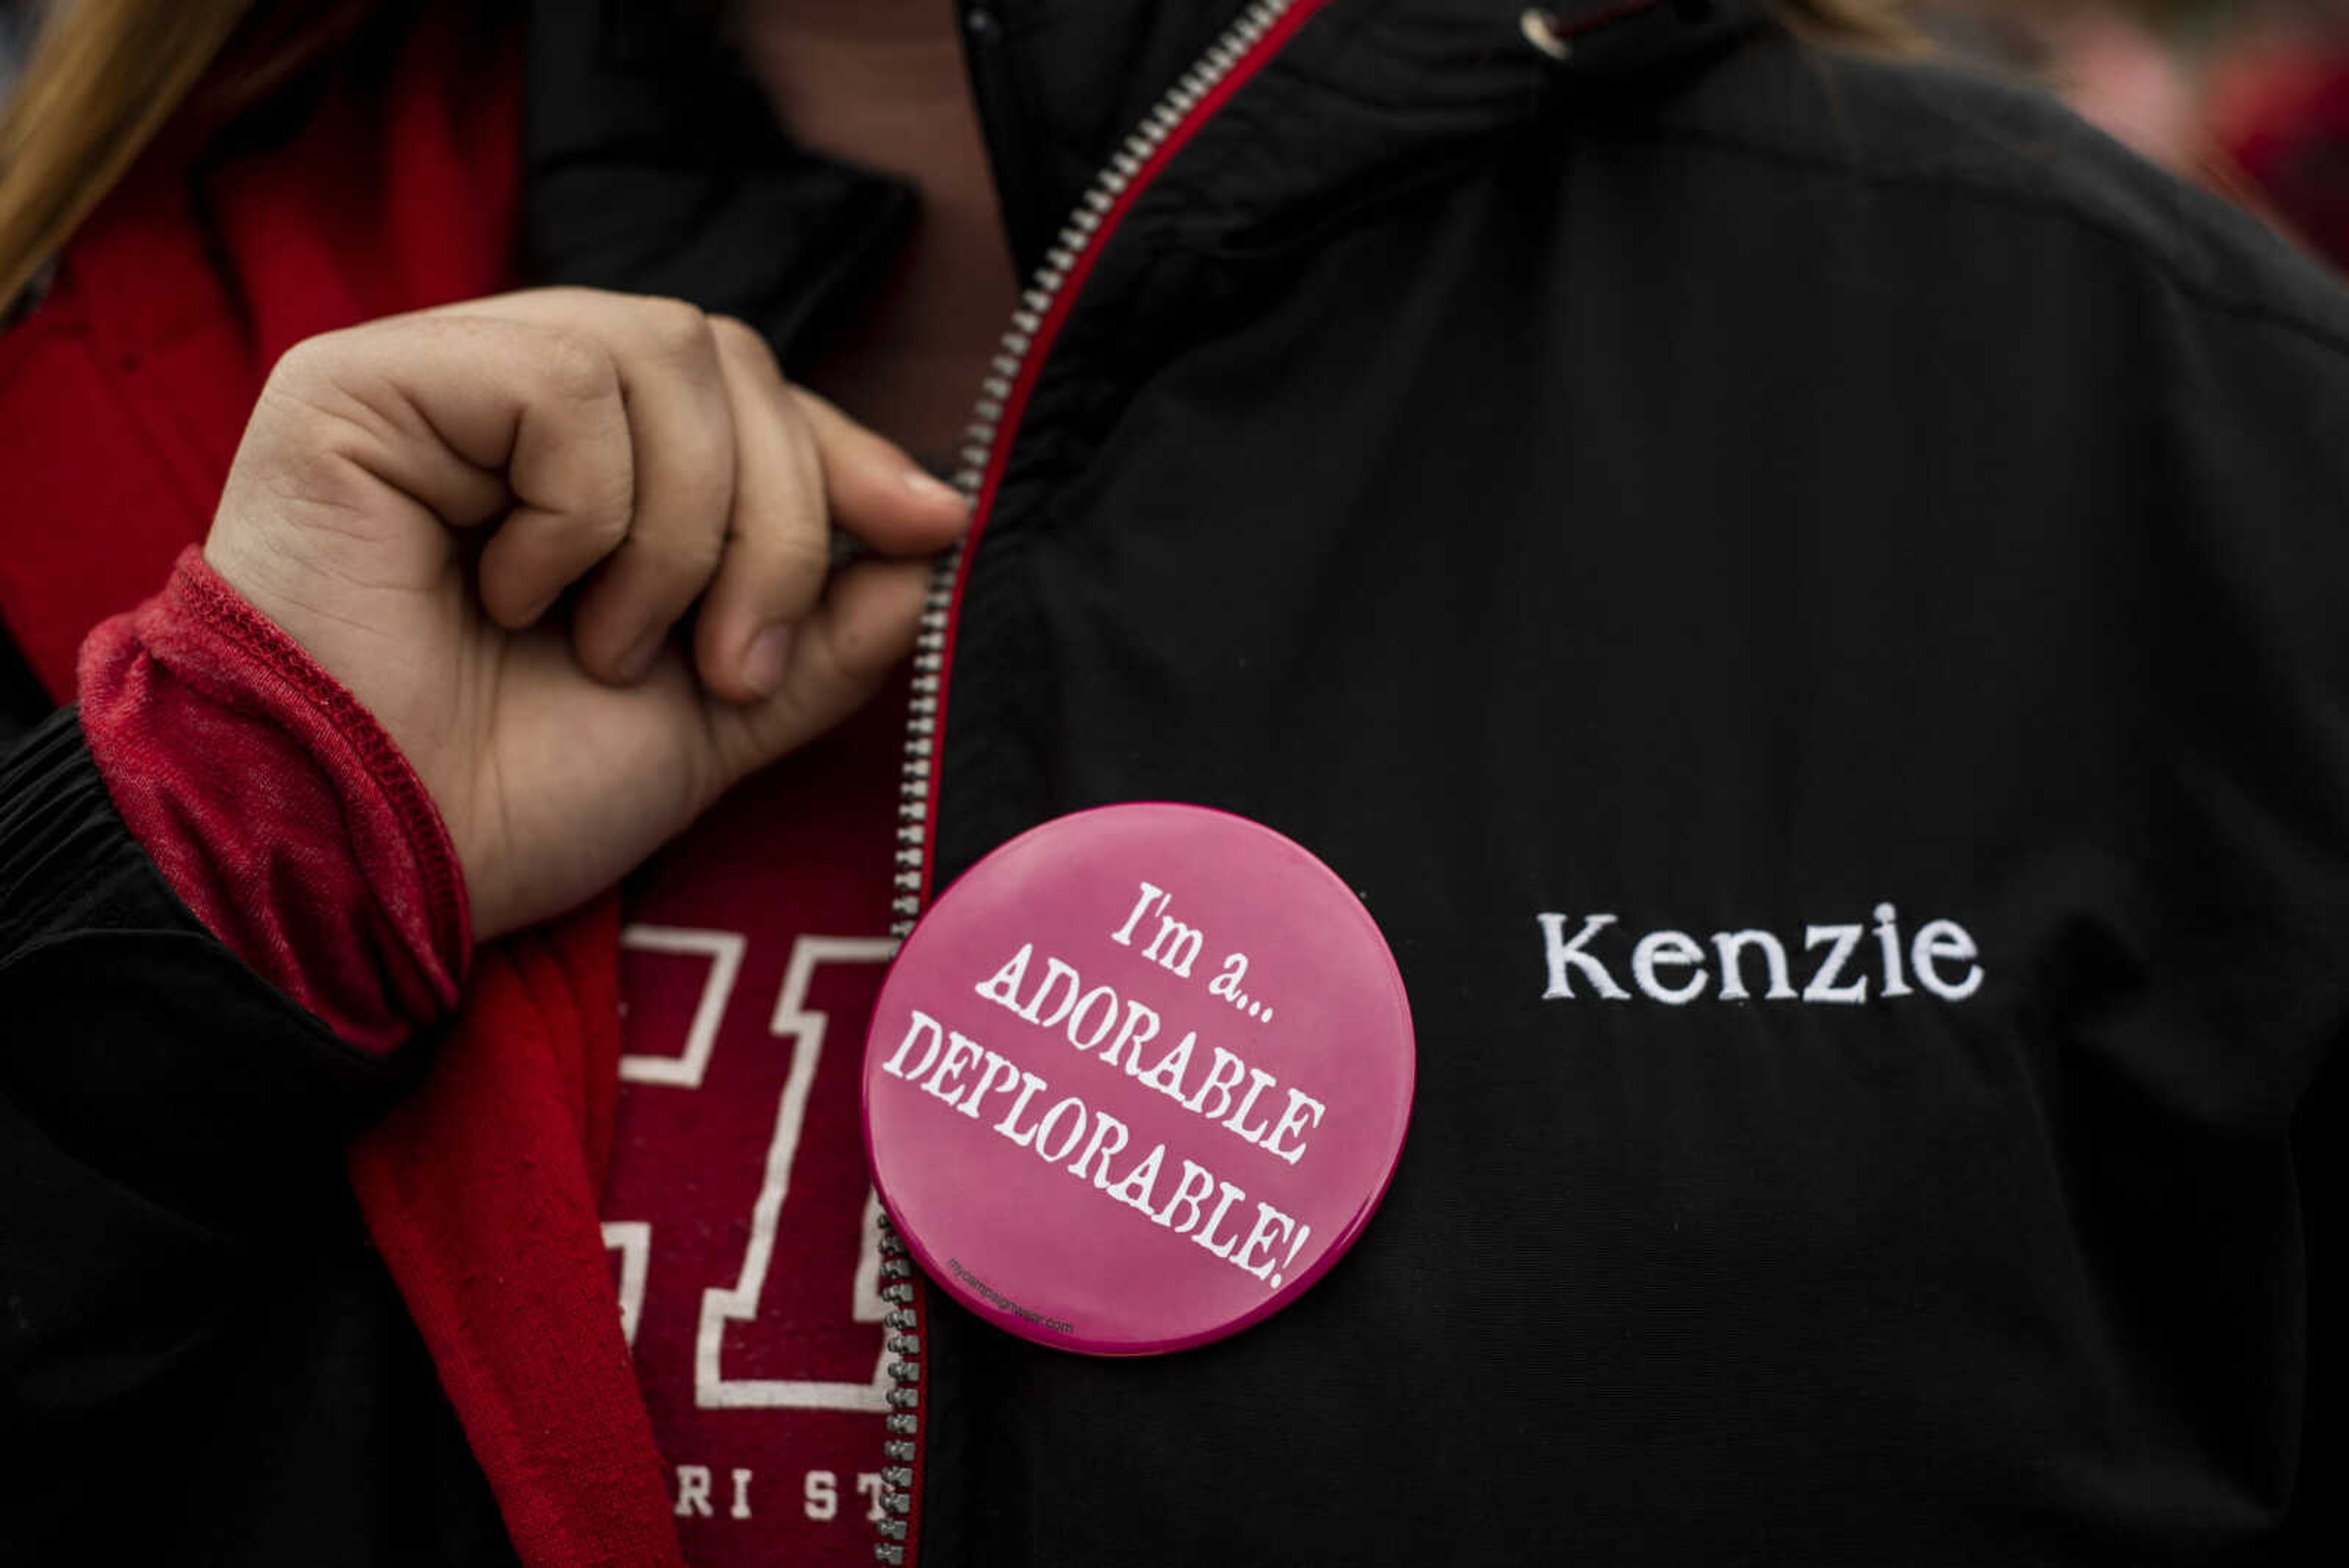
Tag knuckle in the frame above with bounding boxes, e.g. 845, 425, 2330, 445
637, 295, 713, 360
707, 314, 779, 376
264, 329, 353, 396
530, 329, 617, 404
581, 499, 634, 554
522, 283, 628, 321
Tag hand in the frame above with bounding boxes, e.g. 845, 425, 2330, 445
205, 288, 967, 941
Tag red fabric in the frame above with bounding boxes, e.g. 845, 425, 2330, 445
77, 548, 469, 1052
2209, 43, 2349, 272
606, 678, 909, 1566
0, 6, 526, 698
0, 11, 689, 1567
352, 894, 687, 1568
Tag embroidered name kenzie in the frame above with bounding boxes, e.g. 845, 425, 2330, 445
1535, 903, 1983, 1006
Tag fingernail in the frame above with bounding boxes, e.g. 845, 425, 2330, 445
616, 628, 662, 682
904, 465, 963, 505
742, 624, 793, 696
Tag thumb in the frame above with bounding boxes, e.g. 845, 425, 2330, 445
791, 386, 970, 555
699, 553, 941, 786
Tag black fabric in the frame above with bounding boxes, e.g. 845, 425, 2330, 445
0, 710, 510, 1564
916, 22, 2349, 1568
2298, 1047, 2349, 1555
967, 0, 1260, 271
522, 0, 917, 369
4, 0, 2348, 1563
0, 606, 49, 751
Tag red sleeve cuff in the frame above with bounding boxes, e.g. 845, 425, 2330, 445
76, 546, 470, 1053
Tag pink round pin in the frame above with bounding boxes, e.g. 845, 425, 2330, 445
862, 803, 1414, 1355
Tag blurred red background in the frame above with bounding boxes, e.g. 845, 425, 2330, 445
1918, 1, 2349, 267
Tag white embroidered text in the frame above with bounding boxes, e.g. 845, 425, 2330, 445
1535, 903, 1983, 1006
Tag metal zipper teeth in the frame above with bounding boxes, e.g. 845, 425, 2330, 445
874, 3, 1302, 1562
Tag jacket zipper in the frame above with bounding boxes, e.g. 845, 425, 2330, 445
872, 1, 1326, 1561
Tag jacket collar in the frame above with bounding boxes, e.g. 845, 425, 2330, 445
522, 0, 917, 363
522, 0, 1766, 357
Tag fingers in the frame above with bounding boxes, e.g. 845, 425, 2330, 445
435, 292, 961, 699
245, 288, 965, 707
691, 320, 968, 702
691, 318, 840, 703
700, 554, 940, 784
561, 300, 737, 682
227, 314, 634, 612
441, 291, 738, 683
789, 385, 971, 555
466, 325, 637, 631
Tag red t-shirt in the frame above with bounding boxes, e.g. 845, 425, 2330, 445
606, 674, 910, 1568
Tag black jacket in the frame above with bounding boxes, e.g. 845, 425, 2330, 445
9, 1, 2349, 1562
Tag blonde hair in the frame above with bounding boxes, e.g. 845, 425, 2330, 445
0, 0, 371, 313
0, 0, 1923, 314
0, 0, 256, 310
